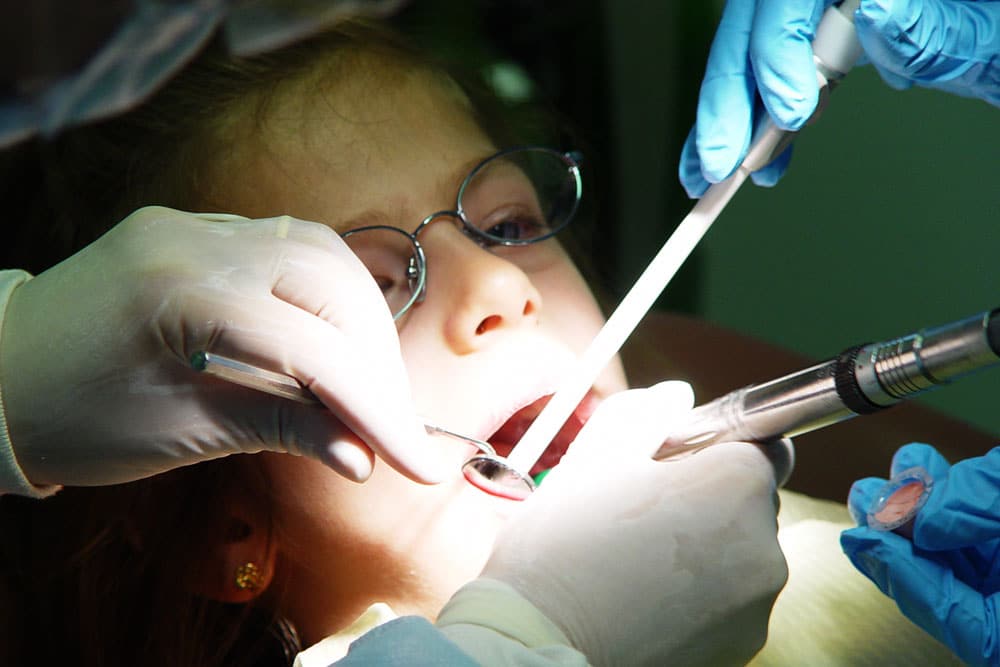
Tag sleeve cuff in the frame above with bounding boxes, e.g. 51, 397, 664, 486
437, 577, 588, 665
0, 270, 60, 498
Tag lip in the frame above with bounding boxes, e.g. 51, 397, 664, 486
415, 340, 608, 476
484, 389, 602, 475
465, 354, 571, 440
423, 389, 568, 471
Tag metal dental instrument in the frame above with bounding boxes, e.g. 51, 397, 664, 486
462, 0, 865, 497
188, 351, 497, 457
655, 308, 1000, 459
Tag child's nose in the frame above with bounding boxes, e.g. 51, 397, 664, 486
423, 228, 543, 354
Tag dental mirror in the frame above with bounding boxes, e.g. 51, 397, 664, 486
461, 455, 535, 501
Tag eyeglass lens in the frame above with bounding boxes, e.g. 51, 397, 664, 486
340, 226, 423, 318
458, 148, 579, 245
342, 148, 580, 319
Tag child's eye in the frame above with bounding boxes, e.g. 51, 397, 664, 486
373, 275, 397, 294
342, 227, 422, 316
477, 208, 551, 243
366, 267, 417, 317
367, 261, 417, 298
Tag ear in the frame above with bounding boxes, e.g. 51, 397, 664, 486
190, 496, 278, 604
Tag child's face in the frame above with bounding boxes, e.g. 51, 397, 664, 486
210, 64, 628, 643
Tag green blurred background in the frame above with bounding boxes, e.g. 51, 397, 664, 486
696, 66, 999, 436
604, 2, 1000, 436
394, 0, 999, 435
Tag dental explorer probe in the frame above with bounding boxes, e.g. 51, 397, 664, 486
461, 0, 866, 496
654, 308, 1000, 460
188, 351, 498, 457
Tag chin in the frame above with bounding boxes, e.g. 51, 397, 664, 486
397, 490, 505, 613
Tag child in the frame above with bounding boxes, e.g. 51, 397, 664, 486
0, 19, 781, 666
0, 17, 965, 667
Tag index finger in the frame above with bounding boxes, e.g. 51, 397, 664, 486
751, 0, 827, 129
696, 0, 758, 182
916, 448, 1000, 550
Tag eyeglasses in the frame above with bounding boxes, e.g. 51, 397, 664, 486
341, 146, 583, 321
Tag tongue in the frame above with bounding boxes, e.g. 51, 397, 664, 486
490, 394, 597, 475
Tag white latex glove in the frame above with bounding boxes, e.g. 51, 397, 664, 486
476, 381, 788, 666
0, 206, 447, 488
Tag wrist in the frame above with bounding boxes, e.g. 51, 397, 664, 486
0, 270, 59, 497
437, 577, 586, 664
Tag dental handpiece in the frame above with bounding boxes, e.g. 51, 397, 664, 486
655, 308, 1000, 459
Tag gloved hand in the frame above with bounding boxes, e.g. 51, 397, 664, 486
679, 0, 1000, 198
443, 381, 788, 666
0, 206, 447, 489
841, 443, 1000, 667
855, 0, 1000, 105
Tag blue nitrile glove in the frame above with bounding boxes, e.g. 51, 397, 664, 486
841, 443, 1000, 667
679, 0, 1000, 198
678, 0, 821, 198
855, 0, 1000, 106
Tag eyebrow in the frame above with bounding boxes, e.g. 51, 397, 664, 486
335, 209, 394, 233
334, 153, 492, 233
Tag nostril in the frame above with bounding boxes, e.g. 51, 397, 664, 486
523, 301, 536, 317
476, 315, 502, 335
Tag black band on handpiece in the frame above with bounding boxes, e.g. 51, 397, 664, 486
833, 345, 885, 415
987, 309, 1000, 358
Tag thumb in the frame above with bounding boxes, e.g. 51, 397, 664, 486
841, 525, 999, 666
231, 392, 378, 483
288, 405, 377, 483
567, 381, 695, 463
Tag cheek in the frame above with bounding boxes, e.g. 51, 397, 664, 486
535, 263, 605, 351
262, 455, 506, 576
534, 262, 629, 392
261, 455, 358, 550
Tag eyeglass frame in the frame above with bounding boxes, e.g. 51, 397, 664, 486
340, 146, 584, 321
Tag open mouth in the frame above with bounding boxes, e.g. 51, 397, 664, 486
487, 391, 600, 476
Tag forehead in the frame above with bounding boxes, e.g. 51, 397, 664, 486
206, 57, 499, 227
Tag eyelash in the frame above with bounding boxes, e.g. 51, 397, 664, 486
474, 205, 549, 245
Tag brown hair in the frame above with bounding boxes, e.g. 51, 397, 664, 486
11, 19, 537, 273
0, 457, 292, 666
0, 19, 532, 667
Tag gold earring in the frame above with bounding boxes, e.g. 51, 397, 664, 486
234, 562, 264, 591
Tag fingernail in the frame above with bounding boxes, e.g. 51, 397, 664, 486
325, 440, 374, 483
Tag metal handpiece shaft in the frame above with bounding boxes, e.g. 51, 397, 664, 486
656, 308, 1000, 458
